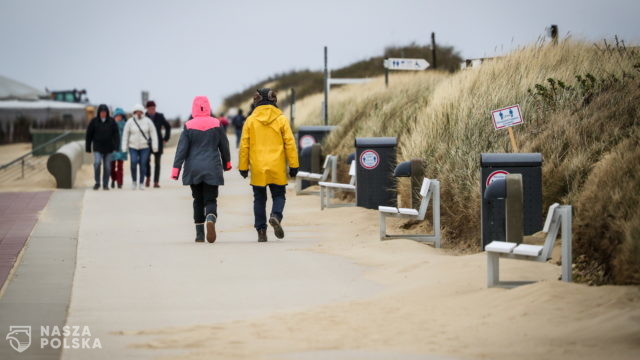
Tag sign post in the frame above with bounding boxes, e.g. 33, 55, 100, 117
491, 104, 524, 152
383, 58, 430, 88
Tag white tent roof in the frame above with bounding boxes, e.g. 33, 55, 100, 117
0, 74, 47, 100
0, 99, 86, 110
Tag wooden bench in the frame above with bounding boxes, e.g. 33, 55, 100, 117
318, 160, 356, 210
295, 155, 337, 195
486, 202, 572, 287
378, 178, 441, 248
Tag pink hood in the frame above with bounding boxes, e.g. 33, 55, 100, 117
187, 96, 220, 131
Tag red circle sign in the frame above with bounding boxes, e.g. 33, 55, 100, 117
359, 150, 380, 170
486, 170, 510, 187
299, 135, 316, 148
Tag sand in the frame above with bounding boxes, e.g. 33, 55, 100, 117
110, 143, 640, 359
0, 142, 97, 191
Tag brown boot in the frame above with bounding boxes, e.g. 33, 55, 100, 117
205, 214, 217, 243
154, 182, 160, 188
145, 177, 150, 187
257, 228, 267, 242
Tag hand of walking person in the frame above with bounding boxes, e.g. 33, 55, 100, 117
224, 162, 232, 171
171, 168, 180, 180
289, 167, 298, 178
239, 170, 248, 179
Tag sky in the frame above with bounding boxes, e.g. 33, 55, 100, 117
1, 0, 639, 119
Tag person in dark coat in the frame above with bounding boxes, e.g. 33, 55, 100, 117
171, 96, 231, 243
145, 100, 171, 188
85, 104, 120, 190
231, 108, 246, 148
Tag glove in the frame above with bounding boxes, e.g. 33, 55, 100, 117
239, 170, 249, 179
224, 162, 232, 171
289, 167, 299, 178
171, 168, 180, 180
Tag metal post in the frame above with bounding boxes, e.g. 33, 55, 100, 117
384, 58, 389, 88
323, 46, 329, 126
290, 88, 296, 128
431, 32, 437, 70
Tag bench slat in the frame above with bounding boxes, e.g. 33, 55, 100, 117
398, 208, 419, 216
513, 244, 543, 257
485, 241, 517, 254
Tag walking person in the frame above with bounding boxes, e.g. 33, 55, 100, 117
85, 104, 120, 190
171, 96, 231, 243
231, 108, 246, 148
145, 100, 171, 188
218, 112, 230, 132
238, 88, 299, 242
110, 107, 128, 189
121, 104, 158, 190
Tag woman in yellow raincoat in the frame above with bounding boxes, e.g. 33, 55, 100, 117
238, 88, 299, 242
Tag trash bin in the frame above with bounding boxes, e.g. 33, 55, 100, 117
296, 126, 336, 150
298, 143, 322, 190
355, 137, 397, 209
480, 153, 543, 249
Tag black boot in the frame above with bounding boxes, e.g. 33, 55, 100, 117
195, 223, 205, 242
269, 216, 284, 239
205, 214, 217, 243
257, 228, 268, 242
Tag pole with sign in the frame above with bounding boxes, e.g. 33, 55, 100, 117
491, 104, 524, 152
383, 58, 430, 88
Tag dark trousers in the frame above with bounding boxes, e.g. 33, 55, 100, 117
191, 183, 219, 223
146, 152, 162, 183
129, 148, 150, 184
235, 129, 242, 148
110, 160, 124, 186
252, 184, 286, 230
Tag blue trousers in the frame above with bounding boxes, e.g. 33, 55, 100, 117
129, 148, 150, 184
93, 152, 112, 186
252, 184, 286, 230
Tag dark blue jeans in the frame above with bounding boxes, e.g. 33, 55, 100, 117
93, 152, 112, 186
252, 184, 286, 230
129, 148, 150, 184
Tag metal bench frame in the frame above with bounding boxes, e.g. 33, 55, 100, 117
486, 204, 572, 287
378, 178, 441, 248
295, 155, 337, 195
319, 160, 356, 210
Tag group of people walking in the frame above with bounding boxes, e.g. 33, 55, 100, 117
85, 89, 299, 243
85, 101, 171, 190
171, 88, 298, 243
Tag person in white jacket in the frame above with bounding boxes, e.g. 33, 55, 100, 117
121, 104, 159, 190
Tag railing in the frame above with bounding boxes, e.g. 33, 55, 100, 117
0, 131, 72, 184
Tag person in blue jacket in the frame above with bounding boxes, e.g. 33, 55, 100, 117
110, 107, 128, 189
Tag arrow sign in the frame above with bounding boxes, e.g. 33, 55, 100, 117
384, 58, 430, 71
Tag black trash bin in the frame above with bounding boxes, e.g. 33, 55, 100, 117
354, 137, 397, 210
480, 153, 543, 249
298, 144, 322, 190
296, 126, 336, 150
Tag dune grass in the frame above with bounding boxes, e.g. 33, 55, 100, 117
294, 39, 640, 285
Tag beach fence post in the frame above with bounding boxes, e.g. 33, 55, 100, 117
384, 58, 389, 88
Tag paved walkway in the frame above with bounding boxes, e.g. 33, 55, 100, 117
58, 143, 381, 359
0, 191, 52, 291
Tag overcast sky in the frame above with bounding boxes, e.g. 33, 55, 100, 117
1, 0, 638, 119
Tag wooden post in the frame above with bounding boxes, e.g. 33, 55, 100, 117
431, 32, 437, 69
507, 127, 519, 152
289, 88, 296, 128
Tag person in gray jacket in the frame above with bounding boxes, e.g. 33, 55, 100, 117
171, 96, 231, 243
